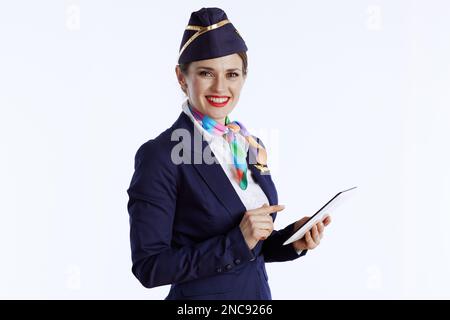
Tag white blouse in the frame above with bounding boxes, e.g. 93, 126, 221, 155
182, 100, 270, 211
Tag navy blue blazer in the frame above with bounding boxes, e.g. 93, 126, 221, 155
127, 111, 306, 300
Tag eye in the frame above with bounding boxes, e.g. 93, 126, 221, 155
227, 72, 240, 78
199, 71, 214, 77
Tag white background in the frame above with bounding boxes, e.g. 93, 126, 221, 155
1, 0, 449, 299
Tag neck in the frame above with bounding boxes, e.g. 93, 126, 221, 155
214, 117, 226, 126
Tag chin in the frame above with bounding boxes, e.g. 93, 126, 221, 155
206, 109, 227, 119
196, 98, 236, 121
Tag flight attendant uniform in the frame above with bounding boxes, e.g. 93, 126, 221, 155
127, 7, 306, 300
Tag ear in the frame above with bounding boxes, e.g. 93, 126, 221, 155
175, 65, 186, 88
175, 65, 188, 94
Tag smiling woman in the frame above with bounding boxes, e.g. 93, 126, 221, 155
126, 7, 331, 300
175, 52, 248, 125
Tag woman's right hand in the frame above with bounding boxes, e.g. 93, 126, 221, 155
239, 203, 285, 250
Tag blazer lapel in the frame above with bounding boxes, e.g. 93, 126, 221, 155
173, 111, 278, 216
194, 153, 247, 217
247, 159, 277, 206
175, 112, 247, 217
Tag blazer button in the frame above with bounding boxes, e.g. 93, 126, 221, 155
225, 264, 232, 271
234, 259, 241, 265
216, 267, 222, 273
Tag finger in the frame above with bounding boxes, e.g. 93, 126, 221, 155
311, 225, 320, 243
298, 216, 310, 225
304, 230, 315, 248
248, 214, 274, 224
319, 228, 324, 239
317, 221, 325, 234
252, 222, 274, 231
323, 215, 332, 226
251, 203, 270, 214
250, 224, 274, 240
266, 204, 285, 214
295, 217, 310, 230
253, 204, 285, 215
257, 229, 273, 241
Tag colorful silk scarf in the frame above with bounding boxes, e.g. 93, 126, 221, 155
188, 104, 267, 190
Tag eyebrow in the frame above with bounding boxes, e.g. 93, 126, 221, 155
195, 66, 242, 72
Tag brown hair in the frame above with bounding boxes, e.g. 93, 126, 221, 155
178, 51, 248, 77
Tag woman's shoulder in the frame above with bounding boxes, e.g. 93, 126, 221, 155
134, 130, 177, 167
134, 112, 189, 161
129, 129, 181, 196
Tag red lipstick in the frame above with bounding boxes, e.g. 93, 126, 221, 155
205, 95, 230, 108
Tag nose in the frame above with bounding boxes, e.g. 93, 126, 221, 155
211, 74, 226, 93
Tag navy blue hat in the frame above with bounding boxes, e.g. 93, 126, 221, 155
178, 7, 248, 64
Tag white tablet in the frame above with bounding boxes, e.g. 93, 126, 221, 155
283, 186, 357, 246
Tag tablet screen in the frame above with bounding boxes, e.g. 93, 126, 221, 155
282, 186, 357, 246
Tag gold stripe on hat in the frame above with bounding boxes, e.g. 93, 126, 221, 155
178, 19, 230, 60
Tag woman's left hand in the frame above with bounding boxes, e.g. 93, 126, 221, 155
292, 215, 332, 251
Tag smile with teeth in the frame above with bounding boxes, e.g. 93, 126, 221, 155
206, 96, 229, 103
